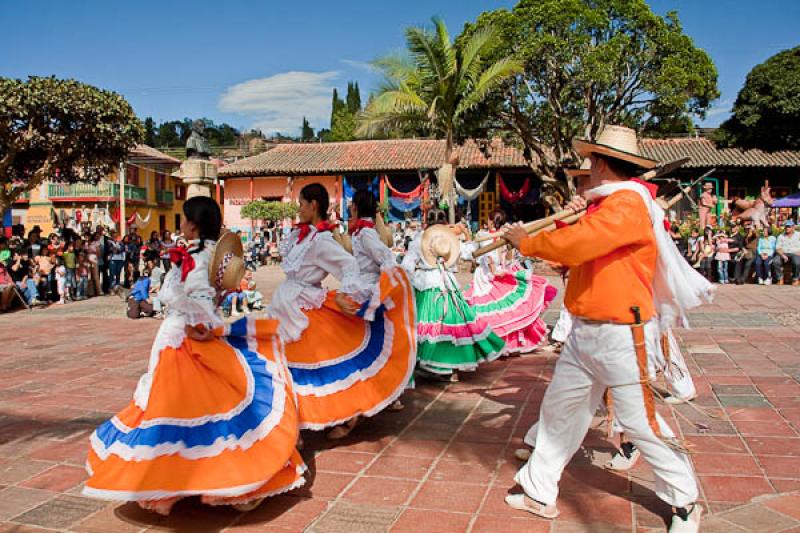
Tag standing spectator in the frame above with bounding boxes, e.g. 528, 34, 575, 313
76, 252, 90, 300
87, 232, 102, 297
714, 231, 733, 284
34, 247, 55, 301
160, 230, 173, 272
733, 224, 753, 284
63, 241, 76, 299
98, 227, 111, 294
55, 259, 67, 304
143, 232, 161, 264
755, 226, 777, 285
108, 234, 126, 291
772, 220, 800, 285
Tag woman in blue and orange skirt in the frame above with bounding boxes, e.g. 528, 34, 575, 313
83, 197, 304, 515
464, 209, 556, 355
263, 183, 416, 439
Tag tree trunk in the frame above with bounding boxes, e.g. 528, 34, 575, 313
444, 133, 456, 224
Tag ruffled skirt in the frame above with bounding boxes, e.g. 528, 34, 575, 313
276, 267, 417, 430
416, 280, 505, 375
465, 269, 557, 355
83, 318, 305, 504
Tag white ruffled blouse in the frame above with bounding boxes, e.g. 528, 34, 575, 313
133, 239, 223, 410
351, 221, 397, 285
268, 227, 368, 343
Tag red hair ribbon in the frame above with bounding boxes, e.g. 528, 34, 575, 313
168, 246, 195, 282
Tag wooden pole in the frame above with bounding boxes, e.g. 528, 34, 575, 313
118, 162, 126, 236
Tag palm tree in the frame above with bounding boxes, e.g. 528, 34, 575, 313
358, 17, 522, 223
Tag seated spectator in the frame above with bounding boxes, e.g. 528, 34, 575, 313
772, 220, 800, 286
755, 227, 777, 285
0, 263, 16, 311
241, 272, 264, 311
126, 271, 155, 319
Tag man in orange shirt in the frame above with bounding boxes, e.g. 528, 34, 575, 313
502, 126, 703, 533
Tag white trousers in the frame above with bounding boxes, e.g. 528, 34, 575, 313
515, 318, 698, 508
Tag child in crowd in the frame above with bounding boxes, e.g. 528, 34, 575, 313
241, 272, 263, 311
55, 258, 68, 304
714, 231, 733, 284
76, 252, 90, 300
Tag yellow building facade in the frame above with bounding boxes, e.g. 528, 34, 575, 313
11, 145, 186, 236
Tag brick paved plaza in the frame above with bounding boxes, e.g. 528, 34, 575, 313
1, 267, 800, 532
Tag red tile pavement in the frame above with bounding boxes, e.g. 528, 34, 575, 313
0, 274, 799, 531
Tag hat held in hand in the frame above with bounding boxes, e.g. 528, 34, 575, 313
421, 225, 460, 269
209, 231, 245, 291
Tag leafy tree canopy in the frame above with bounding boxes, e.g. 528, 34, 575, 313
0, 76, 143, 212
717, 46, 800, 150
240, 200, 298, 223
460, 0, 718, 202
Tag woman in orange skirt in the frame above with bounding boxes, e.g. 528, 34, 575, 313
83, 197, 304, 514
263, 183, 416, 438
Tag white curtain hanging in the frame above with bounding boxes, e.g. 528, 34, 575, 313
136, 208, 153, 226
455, 171, 491, 201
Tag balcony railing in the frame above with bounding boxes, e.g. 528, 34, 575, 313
47, 182, 147, 202
156, 190, 174, 204
12, 190, 30, 202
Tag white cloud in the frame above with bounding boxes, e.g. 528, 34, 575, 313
340, 59, 378, 73
706, 99, 733, 117
218, 71, 339, 136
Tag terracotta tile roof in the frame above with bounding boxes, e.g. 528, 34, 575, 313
219, 138, 530, 178
129, 144, 182, 166
640, 138, 800, 168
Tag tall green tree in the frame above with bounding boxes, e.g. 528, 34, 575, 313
143, 117, 157, 146
301, 117, 315, 142
359, 17, 523, 222
717, 46, 800, 150
346, 82, 362, 114
156, 121, 181, 147
0, 76, 143, 213
460, 0, 719, 205
329, 88, 346, 134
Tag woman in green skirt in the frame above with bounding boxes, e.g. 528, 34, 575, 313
401, 209, 505, 381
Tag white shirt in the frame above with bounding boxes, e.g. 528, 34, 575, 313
268, 227, 368, 342
777, 231, 800, 255
352, 222, 396, 285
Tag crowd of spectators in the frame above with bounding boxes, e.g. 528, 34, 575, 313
0, 223, 181, 313
671, 217, 800, 286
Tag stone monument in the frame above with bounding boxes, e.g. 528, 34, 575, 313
178, 119, 217, 199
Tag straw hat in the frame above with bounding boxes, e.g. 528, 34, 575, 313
565, 158, 591, 178
209, 231, 245, 291
573, 125, 658, 170
421, 225, 460, 269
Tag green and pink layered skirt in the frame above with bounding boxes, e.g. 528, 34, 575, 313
464, 268, 556, 355
415, 277, 505, 375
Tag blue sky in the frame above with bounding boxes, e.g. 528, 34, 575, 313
1, 0, 797, 136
